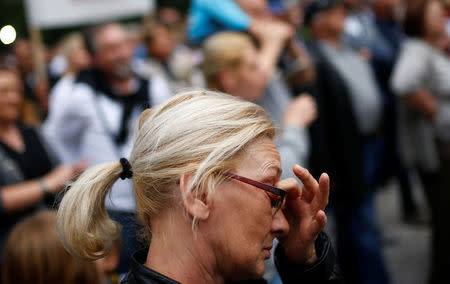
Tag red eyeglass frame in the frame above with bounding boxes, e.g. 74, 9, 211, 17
224, 172, 287, 215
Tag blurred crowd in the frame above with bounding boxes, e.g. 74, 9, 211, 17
1, 0, 450, 283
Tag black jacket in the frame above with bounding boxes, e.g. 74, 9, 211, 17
120, 232, 344, 284
306, 40, 366, 201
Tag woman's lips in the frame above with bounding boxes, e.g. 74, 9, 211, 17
263, 247, 272, 259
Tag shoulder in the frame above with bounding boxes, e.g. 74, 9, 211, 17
69, 79, 97, 104
48, 75, 76, 108
400, 38, 431, 56
148, 75, 172, 105
51, 75, 75, 94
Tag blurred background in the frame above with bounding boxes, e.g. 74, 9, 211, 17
1, 0, 450, 283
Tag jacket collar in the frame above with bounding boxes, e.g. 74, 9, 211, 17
123, 249, 181, 284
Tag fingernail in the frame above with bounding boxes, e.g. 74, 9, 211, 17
294, 165, 303, 174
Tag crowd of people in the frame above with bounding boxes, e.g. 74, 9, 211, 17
1, 0, 450, 283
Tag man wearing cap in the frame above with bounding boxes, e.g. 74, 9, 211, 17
304, 1, 391, 284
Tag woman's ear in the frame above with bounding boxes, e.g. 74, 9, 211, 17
179, 173, 210, 220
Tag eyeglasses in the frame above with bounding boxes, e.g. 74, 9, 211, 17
224, 173, 287, 216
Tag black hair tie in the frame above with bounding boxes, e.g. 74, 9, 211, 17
119, 158, 133, 180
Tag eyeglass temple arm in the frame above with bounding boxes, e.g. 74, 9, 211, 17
224, 173, 286, 197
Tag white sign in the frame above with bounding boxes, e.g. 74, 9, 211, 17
25, 0, 154, 28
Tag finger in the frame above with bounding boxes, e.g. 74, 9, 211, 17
301, 182, 314, 204
312, 173, 330, 211
276, 178, 301, 199
316, 210, 327, 230
293, 165, 318, 189
309, 210, 327, 238
293, 165, 318, 202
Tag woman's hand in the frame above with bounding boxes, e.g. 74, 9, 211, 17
43, 160, 87, 193
276, 165, 329, 265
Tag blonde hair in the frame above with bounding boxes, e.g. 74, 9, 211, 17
57, 90, 275, 260
59, 32, 85, 59
202, 32, 255, 90
2, 211, 100, 284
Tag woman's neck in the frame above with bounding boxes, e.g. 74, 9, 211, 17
145, 213, 224, 284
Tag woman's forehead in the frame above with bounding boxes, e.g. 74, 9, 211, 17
237, 137, 281, 178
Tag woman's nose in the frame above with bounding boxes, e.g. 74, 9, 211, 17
271, 209, 290, 239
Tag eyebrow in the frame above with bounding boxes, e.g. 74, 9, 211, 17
260, 165, 282, 182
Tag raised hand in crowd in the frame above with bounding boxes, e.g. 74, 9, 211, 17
249, 19, 293, 78
282, 94, 318, 128
277, 165, 329, 265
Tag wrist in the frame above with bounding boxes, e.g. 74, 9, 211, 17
282, 242, 317, 265
38, 178, 50, 193
303, 245, 318, 265
38, 178, 54, 200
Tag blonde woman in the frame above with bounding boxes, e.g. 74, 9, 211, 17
57, 90, 342, 283
202, 32, 317, 181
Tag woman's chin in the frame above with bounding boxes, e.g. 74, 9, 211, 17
229, 262, 266, 282
252, 259, 267, 279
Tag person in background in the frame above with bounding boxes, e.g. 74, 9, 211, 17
371, 0, 423, 224
56, 90, 343, 283
342, 0, 420, 224
43, 33, 91, 163
188, 0, 293, 80
12, 39, 48, 125
12, 39, 35, 101
158, 6, 184, 28
2, 211, 103, 284
391, 0, 450, 281
304, 0, 391, 283
156, 5, 188, 44
202, 32, 317, 181
102, 238, 122, 284
270, 0, 318, 94
0, 67, 84, 265
41, 22, 172, 274
135, 20, 205, 93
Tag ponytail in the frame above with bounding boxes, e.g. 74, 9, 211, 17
57, 162, 123, 260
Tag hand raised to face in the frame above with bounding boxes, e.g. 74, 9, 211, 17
276, 165, 330, 264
